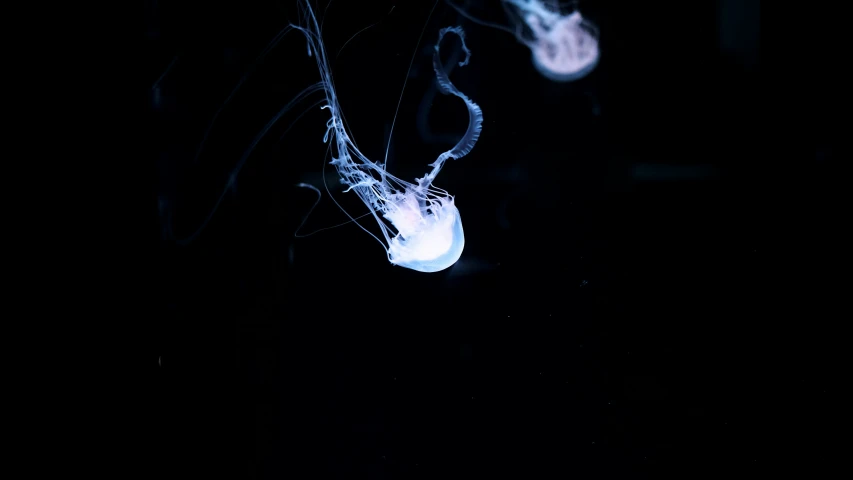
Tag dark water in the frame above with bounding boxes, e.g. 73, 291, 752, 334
143, 1, 843, 478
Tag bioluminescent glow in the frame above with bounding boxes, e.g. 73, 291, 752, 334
450, 0, 600, 82
294, 4, 483, 273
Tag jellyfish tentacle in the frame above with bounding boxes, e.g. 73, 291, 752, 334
418, 26, 483, 190
174, 81, 325, 246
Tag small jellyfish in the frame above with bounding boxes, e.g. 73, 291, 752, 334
508, 0, 601, 82
450, 0, 600, 82
293, 3, 483, 273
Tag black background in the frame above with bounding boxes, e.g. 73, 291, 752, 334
143, 1, 843, 478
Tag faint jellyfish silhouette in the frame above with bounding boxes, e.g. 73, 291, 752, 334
449, 0, 600, 82
294, 3, 483, 272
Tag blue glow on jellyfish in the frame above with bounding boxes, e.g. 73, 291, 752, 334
294, 4, 483, 273
451, 0, 600, 82
508, 0, 600, 81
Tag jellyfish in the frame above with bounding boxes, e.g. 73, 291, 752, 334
293, 3, 483, 273
449, 0, 600, 82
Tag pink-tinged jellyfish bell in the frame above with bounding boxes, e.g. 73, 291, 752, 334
382, 193, 465, 273
295, 0, 482, 273
506, 0, 600, 82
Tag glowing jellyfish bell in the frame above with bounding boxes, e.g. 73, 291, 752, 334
294, 4, 483, 273
510, 0, 601, 82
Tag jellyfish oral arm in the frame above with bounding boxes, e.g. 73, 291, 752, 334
416, 26, 484, 191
